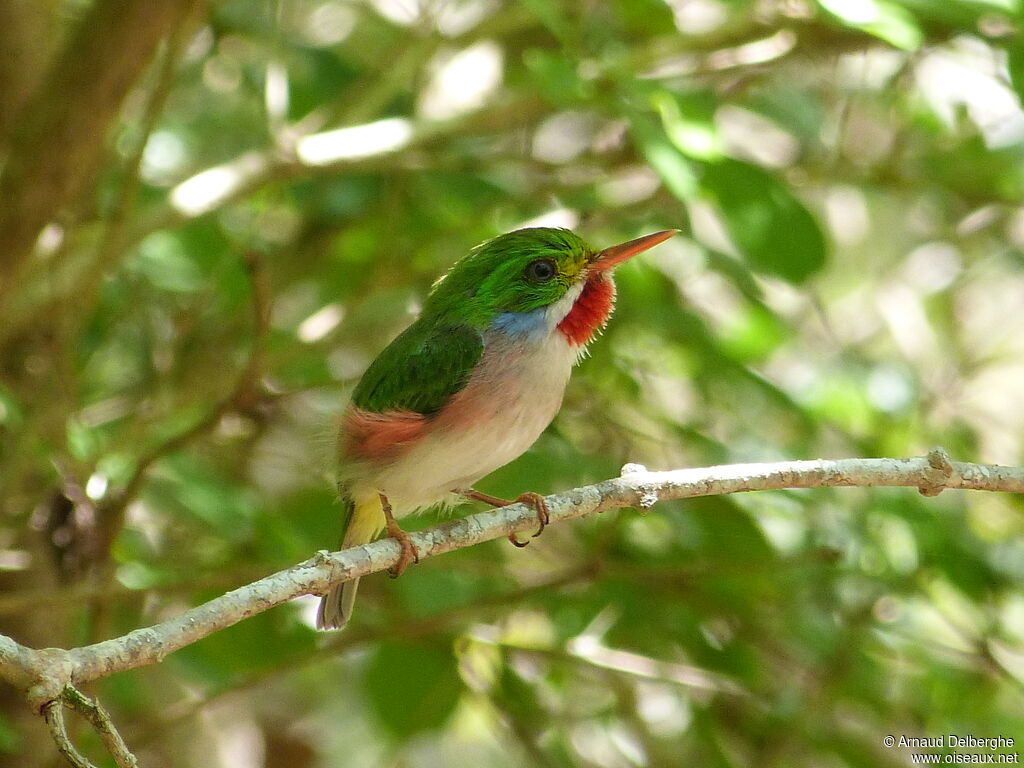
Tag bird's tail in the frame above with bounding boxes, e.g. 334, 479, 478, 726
316, 492, 385, 630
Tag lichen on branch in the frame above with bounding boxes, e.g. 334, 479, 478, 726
1, 450, 1023, 766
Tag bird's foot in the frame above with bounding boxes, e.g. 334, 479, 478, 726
507, 492, 550, 547
386, 519, 419, 578
457, 488, 550, 548
380, 493, 419, 578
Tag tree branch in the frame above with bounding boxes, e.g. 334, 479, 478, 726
42, 694, 95, 768
61, 686, 139, 768
41, 684, 138, 768
2, 449, 1022, 763
0, 0, 204, 295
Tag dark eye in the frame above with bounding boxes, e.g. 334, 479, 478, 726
525, 258, 557, 283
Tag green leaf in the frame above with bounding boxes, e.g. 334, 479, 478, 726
363, 640, 462, 738
0, 713, 21, 754
718, 303, 789, 362
700, 159, 827, 283
0, 386, 23, 428
172, 609, 315, 689
630, 113, 699, 201
816, 0, 924, 50
518, 0, 569, 37
254, 487, 341, 562
653, 90, 722, 161
66, 415, 99, 461
130, 231, 206, 293
523, 50, 592, 104
1008, 44, 1024, 106
149, 454, 258, 540
610, 0, 676, 35
395, 567, 485, 618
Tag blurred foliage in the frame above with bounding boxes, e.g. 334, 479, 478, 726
3, 0, 1024, 766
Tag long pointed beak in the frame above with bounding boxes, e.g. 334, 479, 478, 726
590, 229, 679, 273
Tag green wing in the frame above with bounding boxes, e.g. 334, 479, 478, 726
351, 319, 484, 416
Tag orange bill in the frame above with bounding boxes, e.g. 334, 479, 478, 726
590, 229, 680, 272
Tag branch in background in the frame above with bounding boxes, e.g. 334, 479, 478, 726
43, 685, 138, 768
0, 0, 58, 142
62, 686, 138, 768
79, 9, 199, 305
99, 250, 271, 554
81, 250, 272, 643
0, 89, 556, 350
42, 695, 91, 768
130, 566, 595, 748
0, 0, 204, 295
2, 449, 1022, 765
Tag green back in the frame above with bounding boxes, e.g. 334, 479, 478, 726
351, 228, 593, 416
351, 319, 483, 415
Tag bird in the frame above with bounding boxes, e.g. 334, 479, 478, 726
317, 226, 678, 629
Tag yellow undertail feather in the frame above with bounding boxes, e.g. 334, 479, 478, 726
316, 493, 386, 630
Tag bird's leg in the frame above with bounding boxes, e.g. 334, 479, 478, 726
457, 488, 550, 548
380, 493, 418, 578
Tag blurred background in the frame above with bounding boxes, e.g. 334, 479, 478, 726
2, 0, 1024, 766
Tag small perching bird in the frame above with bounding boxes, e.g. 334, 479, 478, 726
317, 227, 678, 630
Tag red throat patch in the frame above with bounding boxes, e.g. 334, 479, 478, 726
557, 275, 616, 347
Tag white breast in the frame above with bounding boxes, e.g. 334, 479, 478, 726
363, 326, 579, 514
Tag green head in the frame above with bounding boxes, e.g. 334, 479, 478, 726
425, 227, 677, 329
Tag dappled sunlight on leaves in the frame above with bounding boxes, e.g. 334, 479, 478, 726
3, 0, 1024, 766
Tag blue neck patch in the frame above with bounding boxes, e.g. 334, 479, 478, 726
490, 308, 548, 341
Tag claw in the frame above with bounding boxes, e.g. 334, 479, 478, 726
386, 521, 418, 578
516, 491, 549, 538
458, 488, 550, 548
380, 493, 419, 578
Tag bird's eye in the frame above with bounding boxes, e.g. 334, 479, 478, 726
525, 258, 557, 283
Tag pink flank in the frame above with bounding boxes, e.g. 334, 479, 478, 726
557, 275, 616, 346
342, 407, 426, 461
341, 350, 522, 464
343, 278, 617, 464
